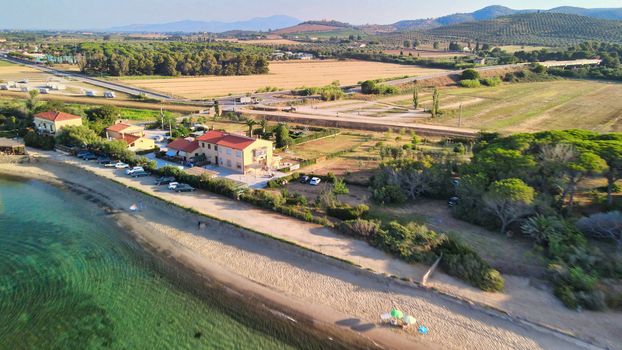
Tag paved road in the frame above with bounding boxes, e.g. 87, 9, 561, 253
0, 55, 173, 101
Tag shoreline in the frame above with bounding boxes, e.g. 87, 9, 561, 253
0, 158, 610, 350
0, 162, 421, 350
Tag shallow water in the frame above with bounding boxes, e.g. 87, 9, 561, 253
0, 177, 352, 349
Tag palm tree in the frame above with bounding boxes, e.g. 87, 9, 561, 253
246, 119, 257, 137
259, 118, 268, 134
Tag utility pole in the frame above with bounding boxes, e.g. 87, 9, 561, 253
458, 104, 463, 127
160, 107, 164, 130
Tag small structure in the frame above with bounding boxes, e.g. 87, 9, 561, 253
166, 137, 201, 162
473, 57, 486, 65
105, 122, 154, 152
0, 138, 26, 155
34, 111, 82, 134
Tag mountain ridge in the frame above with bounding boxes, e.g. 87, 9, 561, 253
107, 15, 300, 33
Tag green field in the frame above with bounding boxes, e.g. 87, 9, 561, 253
393, 80, 622, 133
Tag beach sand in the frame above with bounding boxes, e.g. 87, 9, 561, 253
0, 159, 607, 350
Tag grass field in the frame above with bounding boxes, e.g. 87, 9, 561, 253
119, 60, 449, 99
391, 80, 622, 133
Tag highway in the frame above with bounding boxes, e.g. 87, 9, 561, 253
0, 55, 174, 101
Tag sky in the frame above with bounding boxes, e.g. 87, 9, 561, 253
2, 0, 622, 30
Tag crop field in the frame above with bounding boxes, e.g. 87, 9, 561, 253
119, 60, 449, 99
389, 80, 622, 133
383, 49, 465, 58
287, 133, 371, 160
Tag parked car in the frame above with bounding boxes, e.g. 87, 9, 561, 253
168, 182, 179, 190
309, 177, 321, 186
76, 150, 90, 158
97, 157, 112, 165
125, 166, 144, 175
300, 175, 310, 183
104, 161, 121, 168
130, 171, 149, 178
152, 135, 165, 142
155, 176, 176, 186
81, 153, 97, 161
448, 197, 459, 208
174, 184, 196, 192
114, 162, 129, 169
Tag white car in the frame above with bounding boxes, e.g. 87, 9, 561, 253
113, 162, 129, 169
168, 182, 179, 190
125, 166, 144, 175
309, 177, 321, 186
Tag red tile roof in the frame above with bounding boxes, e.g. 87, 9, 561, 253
196, 130, 225, 143
197, 130, 256, 151
106, 123, 132, 133
34, 111, 81, 122
167, 138, 200, 153
115, 134, 140, 145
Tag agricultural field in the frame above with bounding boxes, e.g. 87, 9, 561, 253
389, 80, 622, 133
383, 49, 465, 58
118, 60, 449, 99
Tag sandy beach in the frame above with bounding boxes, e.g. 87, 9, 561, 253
0, 158, 612, 350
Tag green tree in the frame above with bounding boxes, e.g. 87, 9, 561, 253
332, 178, 350, 195
413, 85, 420, 109
597, 141, 622, 206
275, 123, 292, 148
483, 178, 535, 234
245, 119, 257, 137
461, 68, 480, 80
25, 90, 39, 116
559, 151, 607, 209
259, 118, 268, 134
431, 88, 440, 118
213, 100, 220, 118
55, 125, 101, 148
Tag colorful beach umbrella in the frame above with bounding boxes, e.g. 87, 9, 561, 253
390, 308, 403, 319
403, 315, 416, 325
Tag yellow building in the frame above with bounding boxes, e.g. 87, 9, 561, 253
105, 122, 145, 139
34, 111, 82, 134
197, 130, 274, 174
105, 122, 154, 152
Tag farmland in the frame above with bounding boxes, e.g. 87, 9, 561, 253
388, 80, 622, 133
119, 60, 449, 99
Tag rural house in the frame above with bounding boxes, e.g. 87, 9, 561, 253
166, 137, 202, 162
196, 130, 274, 174
33, 111, 82, 134
105, 122, 155, 152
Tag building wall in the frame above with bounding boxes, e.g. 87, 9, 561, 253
243, 139, 273, 172
199, 142, 219, 164
127, 138, 155, 152
34, 117, 82, 134
217, 146, 244, 172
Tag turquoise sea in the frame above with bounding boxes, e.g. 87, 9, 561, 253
0, 176, 359, 349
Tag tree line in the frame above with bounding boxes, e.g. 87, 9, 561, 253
45, 42, 271, 77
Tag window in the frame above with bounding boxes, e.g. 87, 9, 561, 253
207, 144, 211, 150
236, 150, 241, 158
236, 163, 241, 169
202, 143, 205, 147
226, 149, 232, 155
226, 160, 231, 167
214, 145, 218, 151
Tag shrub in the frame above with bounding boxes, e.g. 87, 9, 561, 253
340, 219, 382, 239
461, 68, 480, 80
459, 79, 481, 88
481, 77, 502, 87
327, 203, 369, 221
332, 178, 349, 195
23, 130, 55, 150
438, 237, 505, 292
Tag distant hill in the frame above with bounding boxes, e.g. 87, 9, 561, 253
390, 5, 622, 31
273, 20, 354, 35
107, 15, 300, 33
426, 12, 622, 45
